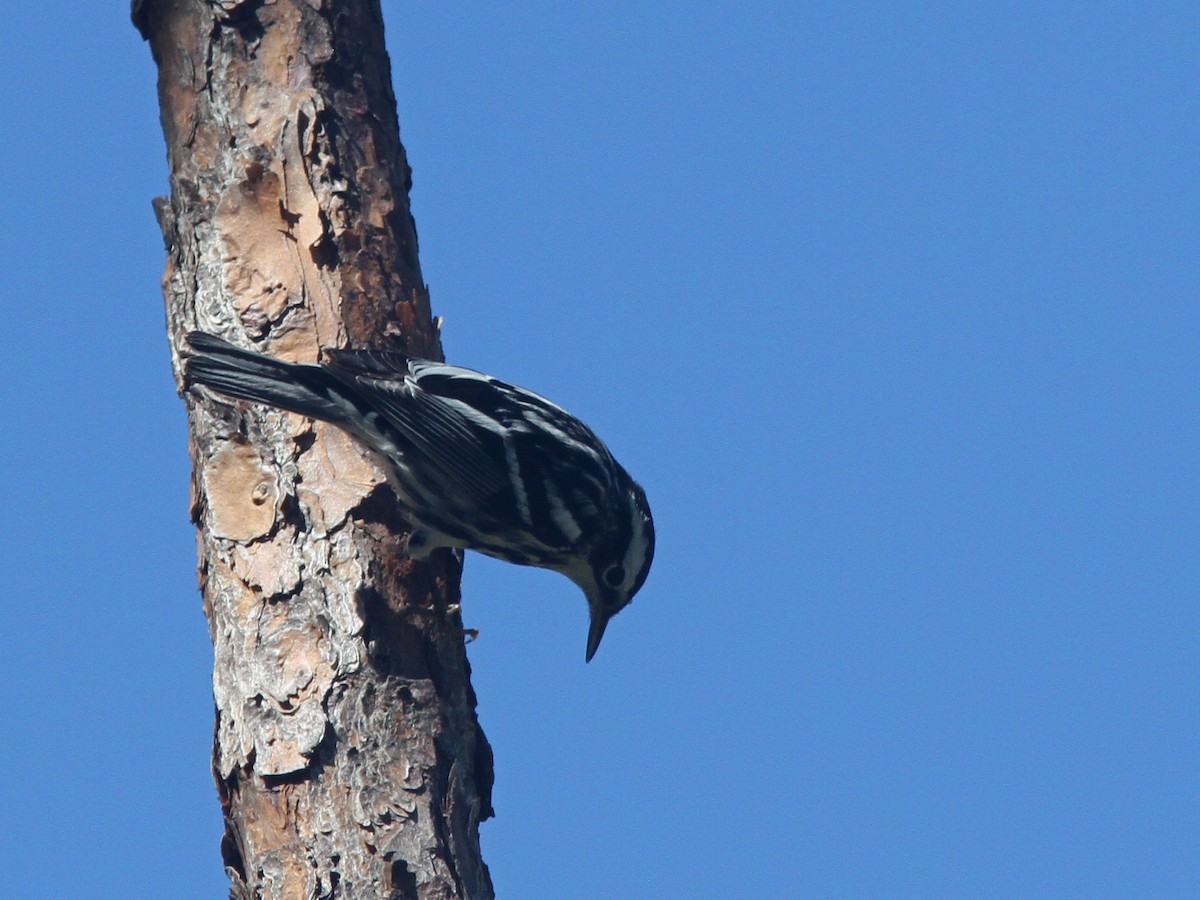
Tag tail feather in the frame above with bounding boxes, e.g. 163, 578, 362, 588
183, 332, 359, 427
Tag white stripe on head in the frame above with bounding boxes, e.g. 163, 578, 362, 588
621, 494, 647, 591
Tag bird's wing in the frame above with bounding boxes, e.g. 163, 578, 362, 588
322, 350, 618, 550
321, 350, 517, 506
406, 359, 623, 532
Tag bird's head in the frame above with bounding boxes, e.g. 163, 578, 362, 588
567, 479, 655, 662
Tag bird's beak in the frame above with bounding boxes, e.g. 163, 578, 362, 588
585, 607, 610, 663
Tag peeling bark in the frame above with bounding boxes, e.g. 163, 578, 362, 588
134, 1, 494, 896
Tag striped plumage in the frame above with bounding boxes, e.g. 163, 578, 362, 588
183, 332, 654, 661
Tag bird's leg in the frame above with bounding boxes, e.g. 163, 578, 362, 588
445, 602, 479, 643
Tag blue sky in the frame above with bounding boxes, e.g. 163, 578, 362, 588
1, 3, 1196, 897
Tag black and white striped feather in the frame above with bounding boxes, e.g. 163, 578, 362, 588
183, 331, 654, 661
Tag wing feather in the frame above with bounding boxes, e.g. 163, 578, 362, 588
322, 350, 620, 551
322, 351, 513, 505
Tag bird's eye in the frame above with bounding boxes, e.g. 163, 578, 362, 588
602, 564, 626, 588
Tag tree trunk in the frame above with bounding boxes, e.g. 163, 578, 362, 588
133, 2, 494, 896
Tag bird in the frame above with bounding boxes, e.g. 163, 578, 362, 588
182, 331, 654, 662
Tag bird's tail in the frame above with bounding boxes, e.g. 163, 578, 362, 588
183, 332, 360, 428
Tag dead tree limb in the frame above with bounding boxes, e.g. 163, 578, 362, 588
133, 1, 494, 896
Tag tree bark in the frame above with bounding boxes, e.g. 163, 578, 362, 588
133, 1, 494, 897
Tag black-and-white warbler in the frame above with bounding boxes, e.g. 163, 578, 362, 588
183, 332, 654, 661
